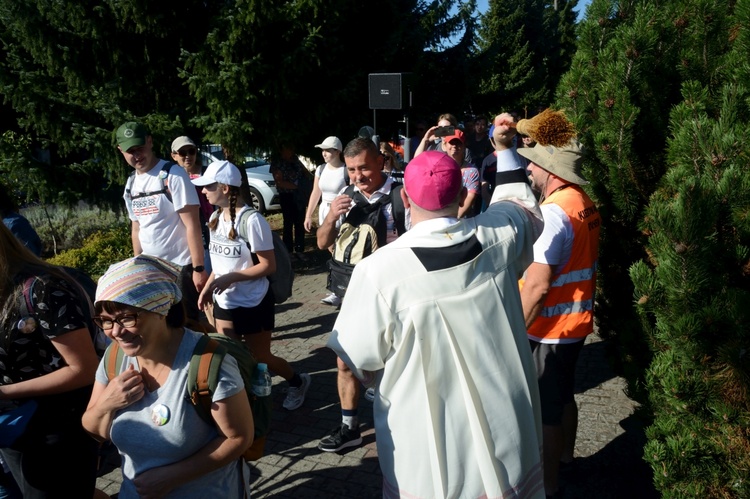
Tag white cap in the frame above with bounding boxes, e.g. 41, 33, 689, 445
314, 136, 343, 152
191, 160, 241, 187
171, 136, 196, 152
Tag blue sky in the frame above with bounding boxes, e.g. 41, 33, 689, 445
477, 0, 592, 21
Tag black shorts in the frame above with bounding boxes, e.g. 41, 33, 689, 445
529, 339, 584, 425
212, 288, 275, 335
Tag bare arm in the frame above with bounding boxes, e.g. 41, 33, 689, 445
82, 365, 145, 441
131, 220, 142, 255
304, 173, 323, 232
178, 205, 208, 291
413, 125, 440, 158
521, 262, 554, 328
131, 391, 254, 498
458, 191, 477, 218
0, 328, 98, 400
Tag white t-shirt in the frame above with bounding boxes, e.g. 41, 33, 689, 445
533, 203, 573, 269
208, 206, 274, 309
124, 160, 200, 266
316, 163, 348, 224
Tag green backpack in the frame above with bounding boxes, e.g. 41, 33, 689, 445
103, 332, 273, 461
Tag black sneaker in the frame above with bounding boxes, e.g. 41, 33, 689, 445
318, 423, 362, 452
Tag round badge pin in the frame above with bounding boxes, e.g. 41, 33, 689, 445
151, 404, 170, 426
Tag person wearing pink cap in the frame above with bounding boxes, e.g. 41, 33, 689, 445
326, 150, 546, 498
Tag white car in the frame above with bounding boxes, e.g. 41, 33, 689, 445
199, 146, 280, 214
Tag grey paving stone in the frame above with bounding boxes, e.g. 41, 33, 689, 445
95, 255, 658, 498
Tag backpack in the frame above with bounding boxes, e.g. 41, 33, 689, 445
235, 208, 294, 304
326, 183, 406, 298
103, 333, 273, 462
124, 161, 175, 202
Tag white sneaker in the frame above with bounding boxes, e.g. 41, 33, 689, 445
364, 387, 376, 402
321, 293, 341, 306
283, 373, 311, 410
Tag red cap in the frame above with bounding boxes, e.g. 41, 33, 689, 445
404, 151, 463, 211
442, 129, 465, 144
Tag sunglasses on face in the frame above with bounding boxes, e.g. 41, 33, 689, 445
93, 313, 141, 330
177, 148, 196, 157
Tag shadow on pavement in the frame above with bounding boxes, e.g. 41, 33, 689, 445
561, 414, 659, 499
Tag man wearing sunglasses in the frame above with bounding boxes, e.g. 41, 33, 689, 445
172, 136, 214, 274
115, 122, 208, 325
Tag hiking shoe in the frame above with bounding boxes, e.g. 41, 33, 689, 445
318, 423, 362, 452
282, 373, 311, 410
364, 387, 376, 402
321, 293, 341, 306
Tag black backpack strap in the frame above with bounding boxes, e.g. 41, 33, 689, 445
125, 161, 174, 202
390, 184, 406, 236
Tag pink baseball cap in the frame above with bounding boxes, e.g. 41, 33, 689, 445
404, 151, 463, 210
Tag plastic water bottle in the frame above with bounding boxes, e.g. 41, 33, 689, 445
252, 363, 272, 397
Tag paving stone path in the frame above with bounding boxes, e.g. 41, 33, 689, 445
96, 260, 659, 499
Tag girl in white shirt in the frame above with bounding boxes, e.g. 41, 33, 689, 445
304, 136, 347, 232
304, 136, 348, 306
193, 161, 311, 411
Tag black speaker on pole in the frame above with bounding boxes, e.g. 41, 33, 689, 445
368, 73, 412, 110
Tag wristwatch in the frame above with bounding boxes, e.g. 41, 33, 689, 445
193, 265, 205, 273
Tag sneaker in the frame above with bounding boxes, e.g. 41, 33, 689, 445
364, 387, 376, 402
318, 423, 362, 452
321, 293, 341, 306
282, 373, 311, 410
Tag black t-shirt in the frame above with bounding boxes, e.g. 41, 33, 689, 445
0, 271, 88, 385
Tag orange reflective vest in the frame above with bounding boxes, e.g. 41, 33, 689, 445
523, 185, 600, 342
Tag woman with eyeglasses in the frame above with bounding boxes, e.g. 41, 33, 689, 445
172, 136, 214, 276
82, 254, 254, 498
0, 222, 100, 497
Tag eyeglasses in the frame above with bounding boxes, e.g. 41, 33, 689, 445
93, 313, 141, 330
177, 148, 196, 157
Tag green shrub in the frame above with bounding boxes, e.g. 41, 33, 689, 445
47, 224, 132, 280
23, 203, 127, 256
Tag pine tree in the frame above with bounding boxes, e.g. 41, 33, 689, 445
474, 0, 547, 113
559, 0, 750, 495
556, 0, 684, 400
0, 0, 212, 204
631, 79, 750, 497
473, 0, 578, 116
